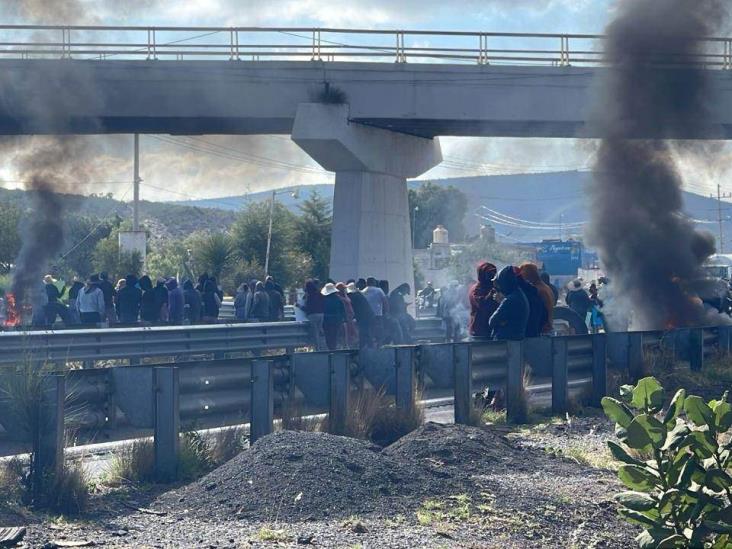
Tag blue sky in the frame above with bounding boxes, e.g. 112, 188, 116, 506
0, 0, 725, 203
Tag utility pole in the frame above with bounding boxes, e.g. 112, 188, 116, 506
264, 190, 275, 276
133, 133, 141, 232
716, 184, 732, 254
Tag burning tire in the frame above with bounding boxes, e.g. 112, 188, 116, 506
552, 306, 588, 336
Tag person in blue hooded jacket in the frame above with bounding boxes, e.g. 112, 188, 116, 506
489, 266, 529, 341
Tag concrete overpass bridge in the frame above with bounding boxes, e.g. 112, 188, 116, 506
2, 25, 732, 289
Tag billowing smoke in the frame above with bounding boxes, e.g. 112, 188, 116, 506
587, 0, 728, 330
8, 137, 89, 308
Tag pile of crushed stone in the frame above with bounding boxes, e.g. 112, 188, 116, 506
158, 430, 447, 520
384, 422, 520, 474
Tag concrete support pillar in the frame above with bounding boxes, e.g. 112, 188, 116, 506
292, 103, 442, 293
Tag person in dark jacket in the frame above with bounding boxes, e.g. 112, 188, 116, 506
154, 278, 169, 322
166, 278, 185, 324
489, 266, 529, 341
301, 279, 325, 349
67, 279, 84, 324
566, 280, 592, 323
99, 272, 117, 323
43, 274, 70, 326
234, 283, 250, 321
540, 272, 559, 305
389, 283, 416, 343
195, 273, 209, 293
183, 280, 202, 324
265, 279, 284, 321
139, 275, 158, 323
468, 262, 498, 339
201, 279, 221, 323
210, 277, 224, 303
516, 273, 546, 338
347, 282, 375, 348
249, 281, 270, 322
321, 282, 346, 350
116, 274, 142, 324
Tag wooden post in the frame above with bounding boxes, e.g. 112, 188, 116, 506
251, 359, 273, 443
154, 367, 179, 482
329, 353, 351, 435
453, 344, 472, 425
395, 347, 416, 412
505, 341, 525, 423
591, 334, 607, 407
552, 338, 568, 415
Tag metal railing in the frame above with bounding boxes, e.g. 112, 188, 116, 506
0, 25, 731, 67
0, 321, 311, 366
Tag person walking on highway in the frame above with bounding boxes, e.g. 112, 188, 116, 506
362, 277, 387, 346
520, 263, 554, 334
201, 278, 222, 323
489, 266, 529, 341
234, 283, 250, 321
43, 274, 70, 327
249, 281, 270, 323
265, 278, 284, 321
389, 283, 416, 343
468, 262, 498, 340
99, 272, 117, 324
76, 275, 105, 325
336, 282, 358, 348
183, 279, 202, 324
167, 278, 185, 325
116, 274, 142, 324
321, 282, 346, 350
139, 275, 158, 323
346, 281, 374, 348
301, 279, 325, 350
565, 279, 592, 326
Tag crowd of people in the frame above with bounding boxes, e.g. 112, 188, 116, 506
294, 277, 416, 351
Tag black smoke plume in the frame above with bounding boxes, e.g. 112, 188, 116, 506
8, 137, 87, 309
587, 0, 727, 329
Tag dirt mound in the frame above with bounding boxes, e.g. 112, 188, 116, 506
384, 422, 520, 473
157, 430, 440, 521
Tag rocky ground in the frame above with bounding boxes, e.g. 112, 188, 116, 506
1, 415, 637, 549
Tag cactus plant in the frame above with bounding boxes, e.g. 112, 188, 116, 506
602, 377, 732, 548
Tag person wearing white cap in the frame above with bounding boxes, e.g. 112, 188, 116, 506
321, 282, 346, 350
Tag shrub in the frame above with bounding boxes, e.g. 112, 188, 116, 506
44, 460, 90, 515
210, 426, 247, 465
602, 377, 732, 548
179, 431, 216, 480
370, 402, 424, 447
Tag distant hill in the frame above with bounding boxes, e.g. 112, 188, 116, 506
172, 171, 730, 246
0, 187, 238, 241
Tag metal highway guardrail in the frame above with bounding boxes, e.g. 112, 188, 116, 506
0, 321, 311, 366
1, 25, 732, 67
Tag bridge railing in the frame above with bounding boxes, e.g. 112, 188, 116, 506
1, 25, 731, 68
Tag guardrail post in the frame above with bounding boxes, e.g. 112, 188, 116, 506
154, 367, 179, 482
251, 359, 273, 443
34, 374, 65, 497
628, 332, 644, 382
395, 347, 416, 412
552, 338, 568, 415
453, 343, 472, 425
718, 325, 732, 355
689, 328, 704, 372
506, 341, 525, 423
591, 334, 607, 407
329, 353, 351, 435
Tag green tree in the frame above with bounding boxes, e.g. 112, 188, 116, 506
408, 182, 468, 249
0, 202, 21, 273
146, 239, 190, 281
186, 231, 237, 280
91, 229, 143, 280
57, 215, 115, 278
294, 190, 332, 281
230, 201, 297, 287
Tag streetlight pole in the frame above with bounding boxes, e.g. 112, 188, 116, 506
264, 189, 276, 276
133, 133, 140, 232
412, 206, 419, 249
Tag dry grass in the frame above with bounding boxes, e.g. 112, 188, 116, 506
106, 440, 155, 485
279, 400, 324, 433
0, 458, 24, 509
45, 460, 90, 515
210, 426, 247, 465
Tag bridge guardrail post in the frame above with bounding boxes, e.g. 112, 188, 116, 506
552, 338, 568, 415
453, 343, 472, 425
251, 359, 274, 443
591, 334, 607, 407
154, 366, 179, 482
628, 333, 644, 382
506, 340, 525, 423
689, 328, 704, 372
35, 374, 65, 495
395, 347, 416, 412
329, 352, 351, 435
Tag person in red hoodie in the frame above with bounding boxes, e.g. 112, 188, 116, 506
468, 262, 499, 340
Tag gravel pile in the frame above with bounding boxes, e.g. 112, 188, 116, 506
158, 430, 441, 521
